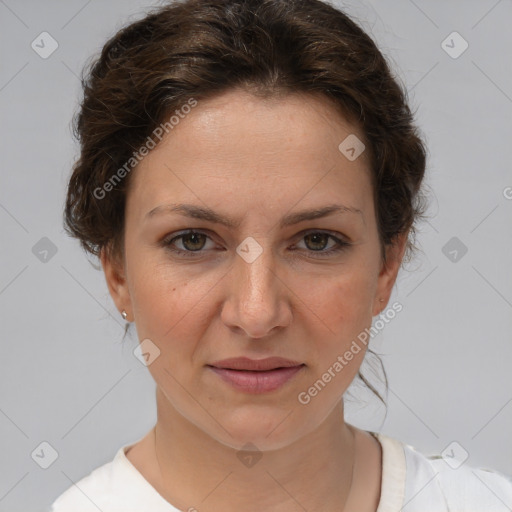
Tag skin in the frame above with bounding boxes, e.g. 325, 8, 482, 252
101, 88, 408, 512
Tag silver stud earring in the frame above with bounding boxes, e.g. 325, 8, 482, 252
379, 298, 384, 302
121, 310, 128, 320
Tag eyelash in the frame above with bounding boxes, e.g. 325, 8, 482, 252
161, 229, 351, 258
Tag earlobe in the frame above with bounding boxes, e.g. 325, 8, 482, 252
100, 246, 132, 318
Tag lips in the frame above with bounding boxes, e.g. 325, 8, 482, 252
207, 357, 305, 393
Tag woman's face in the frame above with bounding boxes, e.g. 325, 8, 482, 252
102, 88, 405, 450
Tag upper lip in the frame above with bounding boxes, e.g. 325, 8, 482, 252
208, 357, 304, 371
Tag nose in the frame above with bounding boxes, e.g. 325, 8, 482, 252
220, 240, 293, 339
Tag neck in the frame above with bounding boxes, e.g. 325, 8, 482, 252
150, 387, 357, 512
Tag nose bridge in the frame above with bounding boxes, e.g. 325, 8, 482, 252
235, 236, 278, 308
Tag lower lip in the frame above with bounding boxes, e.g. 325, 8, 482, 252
208, 365, 305, 393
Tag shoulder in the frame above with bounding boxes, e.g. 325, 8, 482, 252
48, 455, 117, 512
425, 450, 512, 511
377, 432, 512, 511
48, 441, 178, 512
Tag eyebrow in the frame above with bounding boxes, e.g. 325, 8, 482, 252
145, 202, 363, 228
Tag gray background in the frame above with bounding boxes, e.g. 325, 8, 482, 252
0, 0, 511, 510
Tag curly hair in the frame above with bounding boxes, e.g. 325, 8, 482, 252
63, 0, 428, 405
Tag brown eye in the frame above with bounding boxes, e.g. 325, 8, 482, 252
303, 232, 331, 251
162, 229, 350, 259
294, 231, 351, 258
162, 230, 214, 255
179, 232, 207, 251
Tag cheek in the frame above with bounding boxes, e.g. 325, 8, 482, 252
126, 251, 197, 341
126, 254, 228, 364
303, 262, 379, 392
310, 265, 377, 336
128, 264, 209, 388
293, 272, 377, 419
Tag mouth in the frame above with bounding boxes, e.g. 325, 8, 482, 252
207, 358, 305, 393
208, 356, 304, 371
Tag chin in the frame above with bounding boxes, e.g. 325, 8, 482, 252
205, 406, 312, 451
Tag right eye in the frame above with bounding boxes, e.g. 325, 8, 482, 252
162, 230, 217, 256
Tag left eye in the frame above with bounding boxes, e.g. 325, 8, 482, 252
296, 232, 340, 252
162, 230, 350, 257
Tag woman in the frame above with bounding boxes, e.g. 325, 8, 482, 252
50, 0, 512, 510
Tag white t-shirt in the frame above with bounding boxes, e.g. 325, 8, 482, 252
48, 431, 512, 511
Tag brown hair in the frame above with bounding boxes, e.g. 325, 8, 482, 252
63, 0, 427, 405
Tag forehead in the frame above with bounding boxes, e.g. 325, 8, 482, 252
126, 88, 373, 220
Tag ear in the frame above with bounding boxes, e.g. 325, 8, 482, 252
100, 245, 133, 321
372, 231, 408, 316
